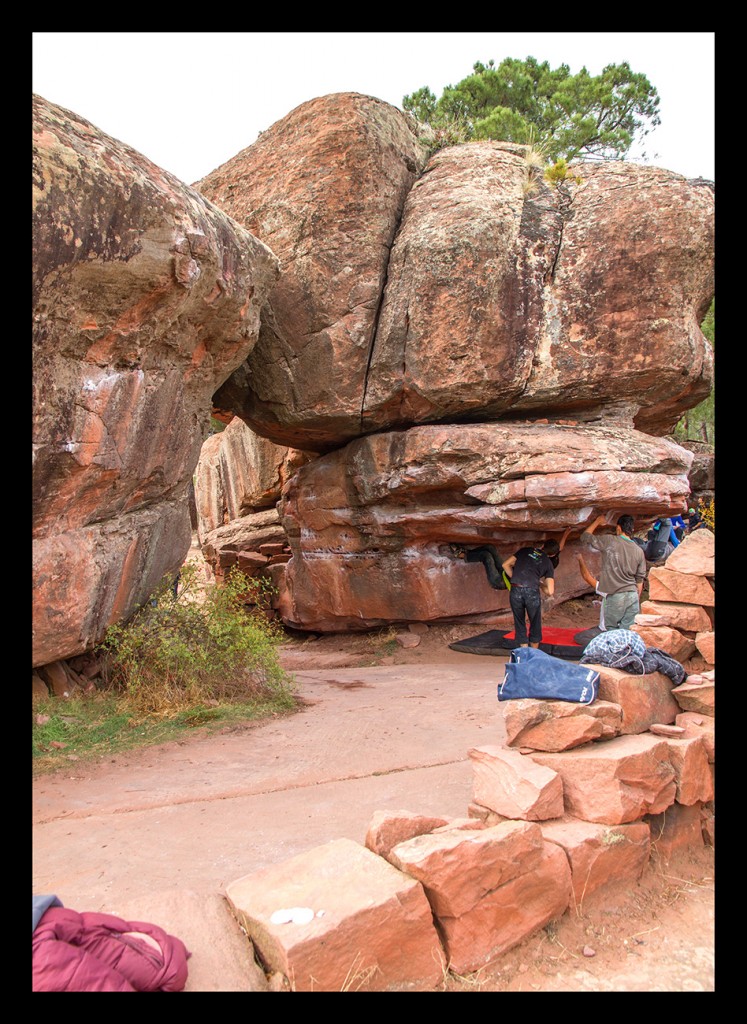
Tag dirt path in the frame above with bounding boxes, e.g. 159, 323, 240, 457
32, 610, 714, 992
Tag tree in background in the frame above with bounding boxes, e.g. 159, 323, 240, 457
674, 299, 715, 445
403, 56, 660, 163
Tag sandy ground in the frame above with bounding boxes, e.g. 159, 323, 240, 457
33, 586, 715, 993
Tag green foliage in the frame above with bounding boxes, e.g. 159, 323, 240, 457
403, 56, 660, 163
97, 563, 296, 715
673, 299, 715, 444
543, 158, 583, 187
32, 689, 296, 776
33, 563, 299, 774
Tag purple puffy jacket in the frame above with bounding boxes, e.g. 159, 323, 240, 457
32, 905, 190, 992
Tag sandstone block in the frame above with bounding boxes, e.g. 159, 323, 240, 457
540, 818, 650, 906
387, 820, 544, 917
529, 733, 677, 825
436, 842, 572, 976
225, 838, 445, 992
364, 810, 450, 858
647, 802, 705, 864
502, 698, 622, 751
647, 566, 714, 606
629, 625, 696, 662
671, 680, 715, 716
639, 600, 712, 634
468, 745, 564, 821
650, 724, 685, 738
695, 631, 715, 663
675, 712, 715, 761
664, 736, 714, 805
591, 665, 680, 734
664, 530, 714, 576
395, 632, 421, 648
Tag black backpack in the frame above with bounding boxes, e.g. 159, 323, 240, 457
644, 521, 668, 561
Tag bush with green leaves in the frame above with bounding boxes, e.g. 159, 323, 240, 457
98, 563, 295, 714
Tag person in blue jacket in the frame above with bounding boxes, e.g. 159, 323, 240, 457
670, 513, 686, 543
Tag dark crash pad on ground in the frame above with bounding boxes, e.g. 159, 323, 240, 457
449, 626, 595, 661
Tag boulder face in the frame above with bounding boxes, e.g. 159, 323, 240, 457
197, 93, 428, 452
199, 110, 713, 449
277, 422, 693, 632
32, 94, 280, 666
365, 153, 713, 434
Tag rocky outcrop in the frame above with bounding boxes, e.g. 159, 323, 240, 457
276, 422, 692, 631
198, 93, 428, 452
678, 440, 715, 503
194, 418, 315, 541
34, 88, 714, 661
632, 529, 715, 672
364, 152, 713, 438
32, 94, 280, 667
198, 103, 713, 451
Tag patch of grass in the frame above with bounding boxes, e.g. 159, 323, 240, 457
32, 690, 299, 777
366, 626, 399, 659
33, 563, 300, 776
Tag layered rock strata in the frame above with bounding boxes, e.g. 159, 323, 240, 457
276, 422, 692, 631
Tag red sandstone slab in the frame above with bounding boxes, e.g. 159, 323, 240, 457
663, 735, 714, 805
591, 665, 680, 734
468, 744, 564, 821
540, 818, 650, 906
529, 733, 677, 825
364, 809, 450, 858
436, 842, 572, 976
502, 698, 622, 751
226, 838, 445, 992
387, 819, 544, 917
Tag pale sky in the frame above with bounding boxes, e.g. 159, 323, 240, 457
32, 32, 715, 186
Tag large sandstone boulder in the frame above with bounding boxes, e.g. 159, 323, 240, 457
364, 151, 713, 437
277, 421, 692, 631
32, 95, 280, 667
198, 92, 428, 451
199, 111, 713, 449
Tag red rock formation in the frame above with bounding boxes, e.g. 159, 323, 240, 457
32, 95, 280, 667
193, 418, 315, 539
276, 422, 692, 631
197, 93, 427, 451
198, 116, 713, 449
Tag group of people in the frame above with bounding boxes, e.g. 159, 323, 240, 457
452, 499, 708, 648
